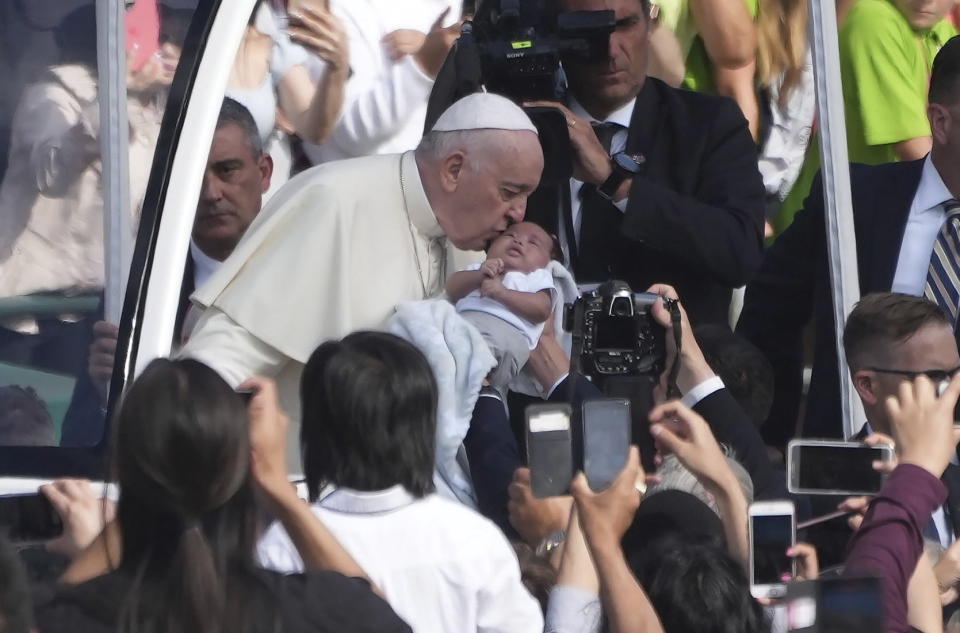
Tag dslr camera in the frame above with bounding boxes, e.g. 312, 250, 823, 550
563, 280, 672, 380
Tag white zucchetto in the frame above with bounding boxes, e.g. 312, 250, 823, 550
431, 93, 539, 135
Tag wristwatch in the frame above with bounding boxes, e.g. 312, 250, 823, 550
535, 529, 567, 556
597, 151, 646, 201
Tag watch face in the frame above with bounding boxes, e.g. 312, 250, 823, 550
614, 152, 644, 175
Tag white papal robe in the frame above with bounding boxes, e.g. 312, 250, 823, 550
181, 151, 481, 467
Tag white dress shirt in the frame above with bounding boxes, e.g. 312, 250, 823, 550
189, 241, 221, 292
560, 97, 634, 262
303, 0, 460, 164
891, 155, 955, 295
257, 485, 544, 633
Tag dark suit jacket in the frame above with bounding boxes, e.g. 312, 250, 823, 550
738, 160, 926, 446
525, 78, 766, 327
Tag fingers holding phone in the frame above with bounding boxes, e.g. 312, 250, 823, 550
40, 479, 114, 559
571, 446, 643, 547
887, 373, 960, 478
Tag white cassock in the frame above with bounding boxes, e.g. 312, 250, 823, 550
180, 151, 481, 468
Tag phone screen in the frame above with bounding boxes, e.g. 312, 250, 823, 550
0, 494, 63, 543
795, 444, 887, 493
526, 405, 574, 498
583, 398, 631, 491
817, 576, 883, 632
752, 513, 793, 586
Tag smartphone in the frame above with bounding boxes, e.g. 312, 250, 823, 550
526, 403, 574, 498
787, 440, 894, 496
785, 575, 883, 632
582, 398, 631, 491
0, 493, 63, 544
749, 500, 796, 599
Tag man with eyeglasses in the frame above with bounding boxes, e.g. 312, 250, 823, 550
843, 292, 960, 610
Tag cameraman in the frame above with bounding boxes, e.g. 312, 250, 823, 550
525, 0, 765, 327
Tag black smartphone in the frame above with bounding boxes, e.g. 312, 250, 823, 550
785, 575, 883, 632
0, 493, 63, 543
787, 440, 894, 495
749, 500, 796, 599
582, 397, 631, 491
525, 403, 574, 498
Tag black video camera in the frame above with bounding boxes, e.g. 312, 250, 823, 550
563, 280, 672, 381
466, 0, 615, 102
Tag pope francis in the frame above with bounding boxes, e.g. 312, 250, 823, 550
180, 93, 544, 462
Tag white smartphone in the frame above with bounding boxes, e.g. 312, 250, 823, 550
749, 500, 796, 599
786, 439, 895, 496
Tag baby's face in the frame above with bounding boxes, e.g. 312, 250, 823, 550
487, 222, 553, 273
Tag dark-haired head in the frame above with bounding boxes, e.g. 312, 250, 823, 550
628, 533, 768, 633
55, 5, 99, 71
931, 36, 960, 106
695, 325, 774, 428
112, 358, 265, 633
300, 332, 438, 502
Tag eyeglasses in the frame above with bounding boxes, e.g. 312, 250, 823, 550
866, 365, 960, 384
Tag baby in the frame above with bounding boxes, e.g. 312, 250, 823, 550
446, 221, 557, 394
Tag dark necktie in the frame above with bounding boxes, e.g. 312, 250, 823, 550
924, 200, 960, 325
575, 122, 625, 282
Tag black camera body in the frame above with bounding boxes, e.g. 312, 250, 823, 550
564, 281, 671, 380
469, 1, 615, 101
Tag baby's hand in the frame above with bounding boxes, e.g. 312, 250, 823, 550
480, 276, 505, 299
481, 258, 505, 278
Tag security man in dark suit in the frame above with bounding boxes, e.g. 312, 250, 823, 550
59, 97, 272, 446
840, 293, 960, 612
738, 36, 960, 446
523, 0, 766, 327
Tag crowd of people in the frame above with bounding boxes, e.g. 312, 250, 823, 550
4, 0, 960, 632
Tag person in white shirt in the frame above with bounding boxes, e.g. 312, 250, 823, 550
257, 331, 544, 633
303, 0, 461, 164
446, 221, 557, 395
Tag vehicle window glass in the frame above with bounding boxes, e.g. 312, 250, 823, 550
0, 0, 200, 448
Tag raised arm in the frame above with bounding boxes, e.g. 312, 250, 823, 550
244, 376, 373, 583
571, 447, 666, 633
484, 282, 552, 324
649, 401, 750, 568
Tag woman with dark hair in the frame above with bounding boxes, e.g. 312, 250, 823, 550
258, 331, 543, 633
33, 358, 411, 633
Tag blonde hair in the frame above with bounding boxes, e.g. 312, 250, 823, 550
756, 0, 809, 103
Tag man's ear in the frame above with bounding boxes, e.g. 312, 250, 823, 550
258, 154, 274, 194
852, 369, 879, 406
438, 151, 466, 193
928, 103, 950, 147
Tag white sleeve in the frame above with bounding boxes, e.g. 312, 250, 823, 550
544, 585, 603, 633
326, 55, 434, 157
681, 375, 725, 408
476, 531, 545, 633
503, 268, 555, 293
178, 307, 291, 387
256, 520, 306, 574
